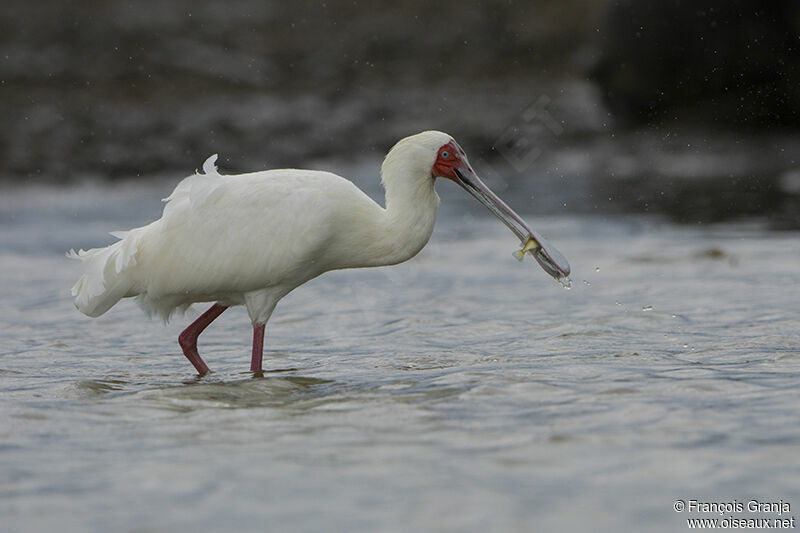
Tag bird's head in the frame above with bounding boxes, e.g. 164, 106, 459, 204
427, 131, 571, 280
430, 139, 473, 183
383, 131, 570, 279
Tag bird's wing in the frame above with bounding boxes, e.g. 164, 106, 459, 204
138, 168, 382, 301
162, 154, 226, 217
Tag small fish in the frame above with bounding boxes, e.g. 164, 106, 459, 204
513, 236, 541, 261
512, 233, 571, 281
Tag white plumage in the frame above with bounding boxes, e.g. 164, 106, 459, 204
69, 130, 569, 375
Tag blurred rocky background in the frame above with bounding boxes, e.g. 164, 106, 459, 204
2, 0, 799, 226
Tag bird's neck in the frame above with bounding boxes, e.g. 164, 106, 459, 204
338, 166, 437, 270
376, 169, 440, 266
328, 152, 439, 270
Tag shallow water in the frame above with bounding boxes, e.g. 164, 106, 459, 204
1, 181, 799, 532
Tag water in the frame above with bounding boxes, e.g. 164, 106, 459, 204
1, 180, 799, 532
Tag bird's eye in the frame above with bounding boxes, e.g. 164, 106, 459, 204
441, 150, 450, 159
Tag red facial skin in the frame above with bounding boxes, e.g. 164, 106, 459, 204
431, 140, 473, 182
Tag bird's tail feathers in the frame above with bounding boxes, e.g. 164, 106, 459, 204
67, 229, 143, 317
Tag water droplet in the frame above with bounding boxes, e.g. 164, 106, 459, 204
582, 279, 591, 286
642, 305, 653, 311
559, 277, 572, 289
595, 266, 600, 272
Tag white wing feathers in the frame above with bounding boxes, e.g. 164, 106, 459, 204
202, 154, 219, 176
162, 153, 226, 213
67, 155, 381, 321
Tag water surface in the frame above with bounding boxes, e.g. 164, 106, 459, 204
1, 182, 799, 532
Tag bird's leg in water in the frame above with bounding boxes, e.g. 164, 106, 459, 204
178, 303, 228, 374
251, 323, 266, 373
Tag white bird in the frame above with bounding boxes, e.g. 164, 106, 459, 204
68, 131, 569, 375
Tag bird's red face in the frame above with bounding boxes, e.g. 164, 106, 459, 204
431, 140, 473, 182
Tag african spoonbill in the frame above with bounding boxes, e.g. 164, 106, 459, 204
68, 131, 569, 375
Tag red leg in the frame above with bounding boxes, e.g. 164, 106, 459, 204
178, 303, 228, 374
251, 323, 265, 373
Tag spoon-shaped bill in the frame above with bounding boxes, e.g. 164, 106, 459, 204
454, 167, 571, 280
